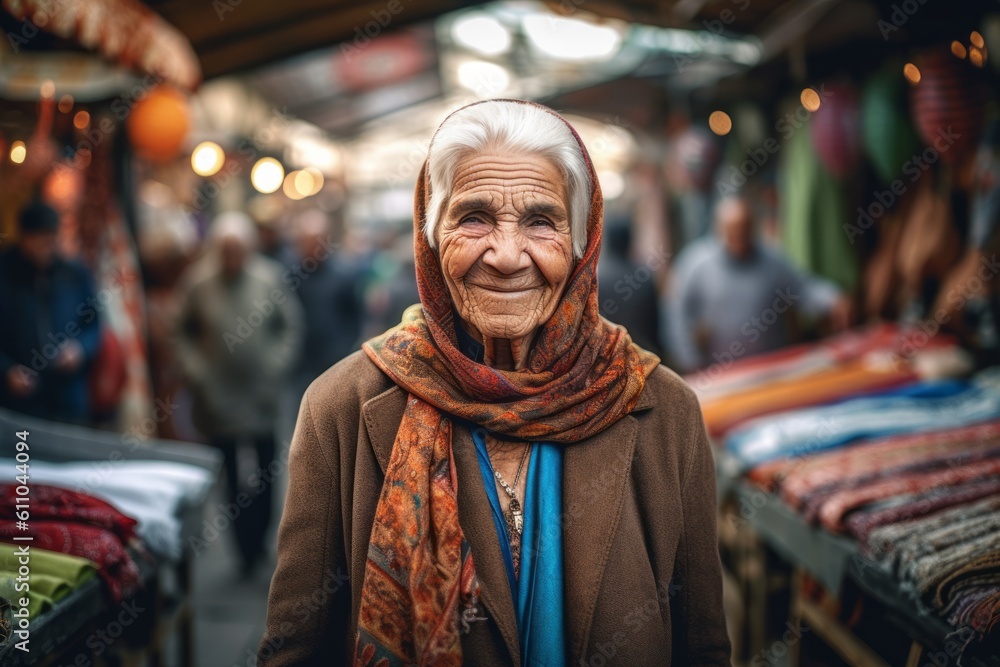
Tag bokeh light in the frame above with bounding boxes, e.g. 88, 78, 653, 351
708, 110, 733, 135
800, 88, 822, 112
191, 141, 225, 177
251, 157, 284, 194
10, 140, 26, 164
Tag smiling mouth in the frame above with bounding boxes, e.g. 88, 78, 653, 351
467, 283, 544, 295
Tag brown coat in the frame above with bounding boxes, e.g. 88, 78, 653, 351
258, 351, 731, 666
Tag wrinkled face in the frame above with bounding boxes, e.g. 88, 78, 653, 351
436, 151, 575, 342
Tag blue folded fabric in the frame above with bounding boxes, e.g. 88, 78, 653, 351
725, 380, 1000, 470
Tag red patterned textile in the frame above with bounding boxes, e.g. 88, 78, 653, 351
749, 419, 1000, 494
814, 459, 1000, 532
0, 483, 137, 543
353, 100, 659, 666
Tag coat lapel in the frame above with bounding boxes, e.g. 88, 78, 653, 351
361, 388, 521, 666
562, 392, 653, 659
452, 423, 522, 666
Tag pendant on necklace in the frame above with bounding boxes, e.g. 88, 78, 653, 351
509, 497, 523, 536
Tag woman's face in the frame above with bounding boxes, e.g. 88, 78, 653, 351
436, 151, 575, 342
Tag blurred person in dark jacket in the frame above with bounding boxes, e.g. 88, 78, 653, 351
250, 196, 297, 270
288, 208, 363, 398
0, 202, 100, 423
598, 221, 664, 356
361, 231, 420, 339
174, 211, 303, 577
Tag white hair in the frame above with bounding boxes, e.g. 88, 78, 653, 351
424, 101, 591, 259
210, 211, 258, 250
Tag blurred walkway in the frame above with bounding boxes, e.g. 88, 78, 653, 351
192, 480, 278, 667
186, 398, 296, 666
191, 416, 294, 667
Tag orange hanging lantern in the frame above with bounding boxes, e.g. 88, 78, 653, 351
126, 85, 191, 162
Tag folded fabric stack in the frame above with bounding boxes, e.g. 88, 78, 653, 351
699, 324, 1000, 652
0, 544, 96, 619
866, 497, 1000, 643
0, 484, 141, 602
688, 324, 958, 437
723, 378, 1000, 470
0, 460, 214, 561
732, 369, 1000, 650
0, 456, 214, 622
747, 419, 1000, 532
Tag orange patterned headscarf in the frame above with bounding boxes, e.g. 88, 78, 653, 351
355, 100, 659, 666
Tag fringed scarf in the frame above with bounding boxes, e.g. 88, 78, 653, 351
354, 100, 659, 666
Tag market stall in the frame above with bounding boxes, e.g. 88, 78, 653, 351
0, 408, 220, 664
703, 326, 1000, 664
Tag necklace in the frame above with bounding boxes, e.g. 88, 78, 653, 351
490, 440, 531, 576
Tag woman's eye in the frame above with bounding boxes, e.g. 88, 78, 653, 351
460, 215, 486, 225
529, 218, 553, 228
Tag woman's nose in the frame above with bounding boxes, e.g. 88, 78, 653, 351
482, 228, 530, 275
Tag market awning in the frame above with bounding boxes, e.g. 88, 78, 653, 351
2, 0, 201, 90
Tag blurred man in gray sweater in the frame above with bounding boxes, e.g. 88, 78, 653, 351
665, 196, 851, 372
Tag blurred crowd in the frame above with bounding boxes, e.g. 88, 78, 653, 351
0, 181, 854, 573
3, 185, 856, 410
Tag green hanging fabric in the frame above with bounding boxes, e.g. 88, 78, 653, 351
780, 119, 859, 292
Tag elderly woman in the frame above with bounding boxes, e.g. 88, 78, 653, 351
258, 100, 730, 666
